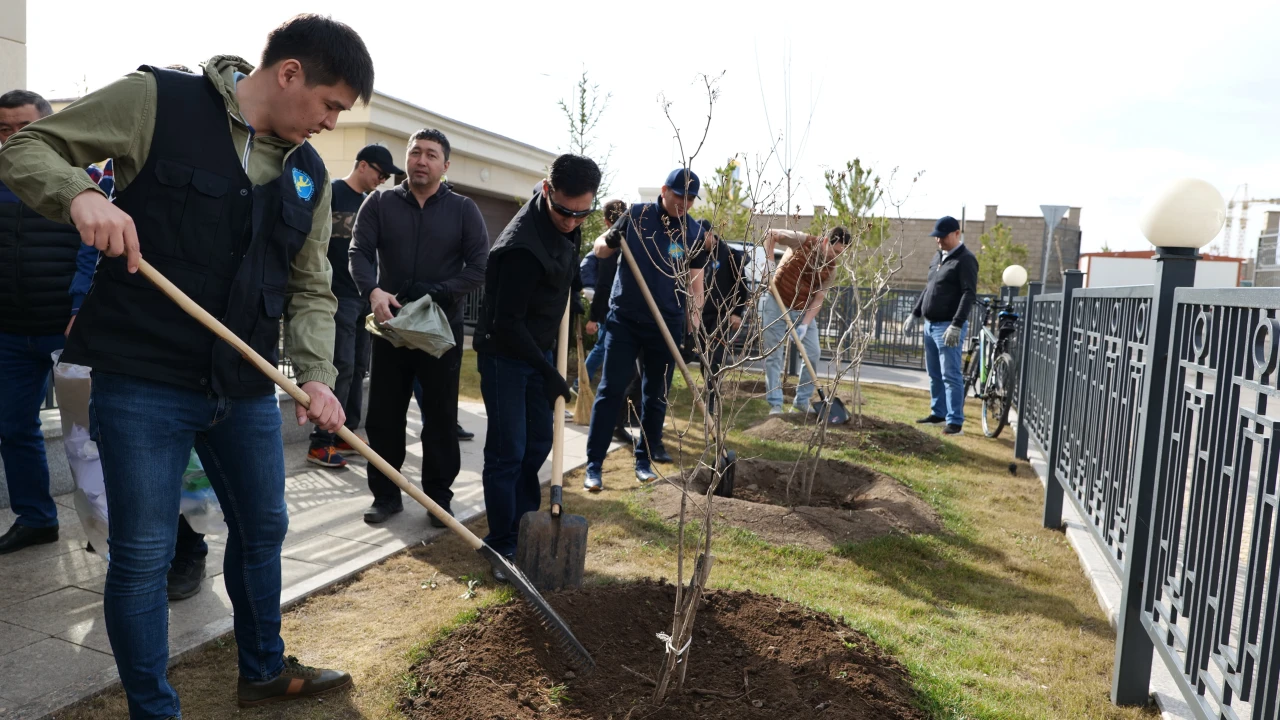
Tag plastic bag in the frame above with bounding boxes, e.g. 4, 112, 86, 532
365, 294, 456, 358
53, 351, 111, 561
180, 451, 227, 535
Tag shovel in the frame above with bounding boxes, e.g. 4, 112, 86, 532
768, 282, 850, 425
135, 259, 595, 673
573, 321, 594, 426
515, 299, 589, 591
615, 240, 736, 498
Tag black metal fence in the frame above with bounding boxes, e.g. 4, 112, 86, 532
1014, 259, 1280, 718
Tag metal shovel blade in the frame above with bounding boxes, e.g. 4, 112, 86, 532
515, 486, 588, 593
815, 392, 851, 425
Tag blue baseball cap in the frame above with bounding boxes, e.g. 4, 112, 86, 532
664, 168, 700, 198
930, 216, 960, 238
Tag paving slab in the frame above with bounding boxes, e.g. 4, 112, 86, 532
0, 638, 115, 706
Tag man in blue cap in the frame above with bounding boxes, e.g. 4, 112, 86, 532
905, 215, 978, 435
583, 168, 707, 490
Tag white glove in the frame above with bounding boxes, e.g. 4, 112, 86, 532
794, 323, 808, 342
943, 325, 962, 348
902, 315, 917, 334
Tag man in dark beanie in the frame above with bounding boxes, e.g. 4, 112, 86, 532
473, 153, 600, 578
0, 14, 373, 715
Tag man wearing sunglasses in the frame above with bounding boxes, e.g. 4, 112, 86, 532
584, 168, 707, 490
472, 153, 601, 578
306, 143, 401, 467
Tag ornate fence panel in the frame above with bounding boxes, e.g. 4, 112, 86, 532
1053, 286, 1153, 573
1143, 289, 1280, 719
1021, 292, 1064, 454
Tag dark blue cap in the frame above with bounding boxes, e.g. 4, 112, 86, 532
664, 168, 700, 198
930, 216, 960, 238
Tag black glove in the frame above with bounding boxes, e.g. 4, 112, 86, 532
570, 295, 584, 317
543, 371, 573, 409
604, 227, 623, 250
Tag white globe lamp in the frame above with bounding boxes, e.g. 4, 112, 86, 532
1002, 264, 1028, 288
1139, 178, 1226, 249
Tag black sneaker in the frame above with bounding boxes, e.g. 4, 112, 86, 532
237, 655, 352, 707
944, 424, 963, 435
167, 555, 206, 601
916, 415, 945, 425
490, 554, 515, 584
363, 502, 404, 525
456, 423, 475, 441
647, 447, 674, 464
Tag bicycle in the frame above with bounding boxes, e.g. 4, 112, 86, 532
960, 298, 1020, 438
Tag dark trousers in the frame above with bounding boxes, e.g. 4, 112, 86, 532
478, 352, 553, 556
586, 314, 680, 470
174, 515, 207, 560
0, 331, 63, 529
365, 323, 462, 509
699, 339, 728, 417
310, 297, 370, 448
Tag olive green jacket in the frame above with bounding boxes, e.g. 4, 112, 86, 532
0, 55, 338, 387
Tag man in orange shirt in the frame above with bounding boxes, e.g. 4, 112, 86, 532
760, 226, 849, 414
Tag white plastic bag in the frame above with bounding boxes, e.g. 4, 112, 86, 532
52, 351, 110, 560
180, 451, 226, 535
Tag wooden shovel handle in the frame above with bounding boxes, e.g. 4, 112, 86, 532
137, 259, 484, 550
551, 297, 569, 514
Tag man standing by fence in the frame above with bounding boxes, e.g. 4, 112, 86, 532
907, 215, 978, 435
350, 128, 489, 527
759, 226, 849, 415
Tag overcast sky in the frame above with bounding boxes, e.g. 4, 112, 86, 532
27, 0, 1280, 256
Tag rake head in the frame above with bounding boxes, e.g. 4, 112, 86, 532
477, 544, 596, 674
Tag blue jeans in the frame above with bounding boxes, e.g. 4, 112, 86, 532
583, 327, 608, 385
758, 294, 820, 410
0, 332, 64, 529
478, 352, 553, 556
585, 313, 679, 472
90, 373, 288, 719
923, 321, 967, 426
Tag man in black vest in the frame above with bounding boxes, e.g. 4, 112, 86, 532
0, 90, 83, 555
349, 128, 489, 527
0, 15, 373, 716
473, 154, 600, 576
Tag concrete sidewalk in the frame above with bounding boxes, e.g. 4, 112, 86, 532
0, 400, 596, 720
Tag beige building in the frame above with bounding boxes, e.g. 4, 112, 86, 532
51, 88, 555, 239
0, 0, 26, 92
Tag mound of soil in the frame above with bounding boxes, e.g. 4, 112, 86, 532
399, 581, 926, 720
744, 414, 943, 456
648, 458, 941, 549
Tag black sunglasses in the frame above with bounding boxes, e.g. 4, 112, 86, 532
367, 162, 391, 182
546, 188, 597, 219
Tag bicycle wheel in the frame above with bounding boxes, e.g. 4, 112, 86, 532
981, 353, 1014, 438
961, 339, 980, 398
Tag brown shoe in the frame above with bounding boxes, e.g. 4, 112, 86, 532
237, 655, 352, 707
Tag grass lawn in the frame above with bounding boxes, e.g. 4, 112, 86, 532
60, 351, 1157, 719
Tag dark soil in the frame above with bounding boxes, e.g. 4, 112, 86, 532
399, 581, 927, 720
743, 414, 943, 456
647, 459, 941, 550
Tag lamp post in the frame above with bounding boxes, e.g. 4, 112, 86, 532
1111, 178, 1224, 704
1001, 264, 1028, 303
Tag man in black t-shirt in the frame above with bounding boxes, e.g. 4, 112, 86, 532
306, 144, 402, 467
